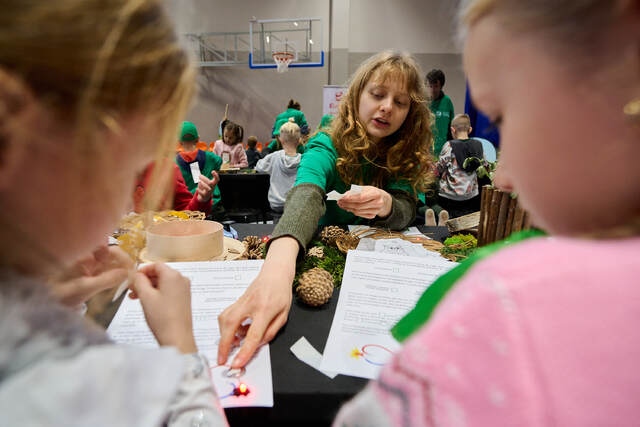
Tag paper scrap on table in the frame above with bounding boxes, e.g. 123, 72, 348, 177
326, 184, 363, 201
107, 260, 274, 408
320, 251, 456, 380
290, 337, 338, 379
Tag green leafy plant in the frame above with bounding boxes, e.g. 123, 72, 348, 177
293, 241, 346, 289
440, 234, 478, 259
463, 157, 497, 182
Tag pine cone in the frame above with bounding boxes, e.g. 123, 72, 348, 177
296, 267, 334, 306
320, 226, 345, 247
243, 236, 262, 251
246, 246, 264, 260
307, 246, 324, 259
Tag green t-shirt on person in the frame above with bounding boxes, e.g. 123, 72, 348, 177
295, 132, 415, 226
272, 108, 309, 136
430, 93, 454, 157
175, 150, 223, 208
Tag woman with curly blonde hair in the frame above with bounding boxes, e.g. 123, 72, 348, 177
218, 51, 434, 368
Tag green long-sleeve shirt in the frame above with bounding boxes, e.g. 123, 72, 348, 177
269, 132, 416, 252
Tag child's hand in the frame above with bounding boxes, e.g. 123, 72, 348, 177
195, 172, 218, 202
337, 186, 393, 219
49, 246, 134, 308
131, 263, 197, 354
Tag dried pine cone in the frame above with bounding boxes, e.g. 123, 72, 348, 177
296, 267, 334, 307
307, 246, 324, 259
320, 226, 345, 247
335, 233, 359, 254
243, 236, 262, 251
246, 246, 264, 260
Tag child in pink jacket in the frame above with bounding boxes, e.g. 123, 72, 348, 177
213, 121, 248, 168
334, 0, 640, 425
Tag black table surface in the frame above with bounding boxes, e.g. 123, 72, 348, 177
225, 224, 449, 426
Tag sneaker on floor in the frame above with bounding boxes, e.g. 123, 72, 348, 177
425, 209, 436, 226
438, 210, 449, 227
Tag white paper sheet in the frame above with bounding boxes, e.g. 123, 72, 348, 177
107, 260, 273, 408
320, 251, 455, 379
290, 337, 338, 379
352, 237, 443, 259
326, 184, 363, 201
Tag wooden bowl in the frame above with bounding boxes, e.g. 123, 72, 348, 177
144, 220, 223, 262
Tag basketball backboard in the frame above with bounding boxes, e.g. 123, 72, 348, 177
249, 17, 324, 69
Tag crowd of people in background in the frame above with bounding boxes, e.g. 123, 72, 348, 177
174, 69, 497, 226
3, 0, 639, 426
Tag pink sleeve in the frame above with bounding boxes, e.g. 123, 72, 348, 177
335, 270, 544, 426
232, 144, 248, 168
213, 140, 223, 156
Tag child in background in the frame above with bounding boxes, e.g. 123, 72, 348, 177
245, 135, 263, 169
175, 121, 224, 216
266, 116, 306, 154
255, 119, 302, 214
213, 121, 248, 169
335, 1, 640, 425
133, 162, 217, 215
435, 113, 484, 218
218, 51, 433, 368
0, 1, 226, 425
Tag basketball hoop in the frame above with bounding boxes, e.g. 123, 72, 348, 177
272, 51, 294, 73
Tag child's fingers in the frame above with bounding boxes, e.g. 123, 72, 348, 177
131, 271, 155, 300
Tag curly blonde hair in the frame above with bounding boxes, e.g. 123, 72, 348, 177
330, 51, 434, 195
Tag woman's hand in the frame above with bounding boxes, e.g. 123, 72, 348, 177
337, 185, 393, 219
195, 172, 218, 202
49, 245, 134, 308
130, 263, 197, 354
217, 237, 299, 368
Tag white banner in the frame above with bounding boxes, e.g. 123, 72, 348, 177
323, 85, 347, 116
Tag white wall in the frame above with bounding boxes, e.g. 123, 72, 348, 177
164, 0, 466, 143
348, 0, 461, 54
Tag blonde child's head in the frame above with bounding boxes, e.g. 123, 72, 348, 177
0, 0, 195, 271
451, 113, 472, 138
331, 51, 433, 194
279, 118, 301, 149
223, 121, 244, 146
458, 0, 640, 236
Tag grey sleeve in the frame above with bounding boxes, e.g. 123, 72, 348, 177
370, 190, 416, 230
267, 183, 326, 255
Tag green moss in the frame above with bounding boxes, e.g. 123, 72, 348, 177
293, 241, 346, 289
440, 234, 478, 258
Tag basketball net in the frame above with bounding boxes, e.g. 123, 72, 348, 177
273, 51, 294, 73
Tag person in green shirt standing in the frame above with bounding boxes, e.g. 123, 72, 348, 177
217, 51, 435, 368
427, 69, 455, 157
